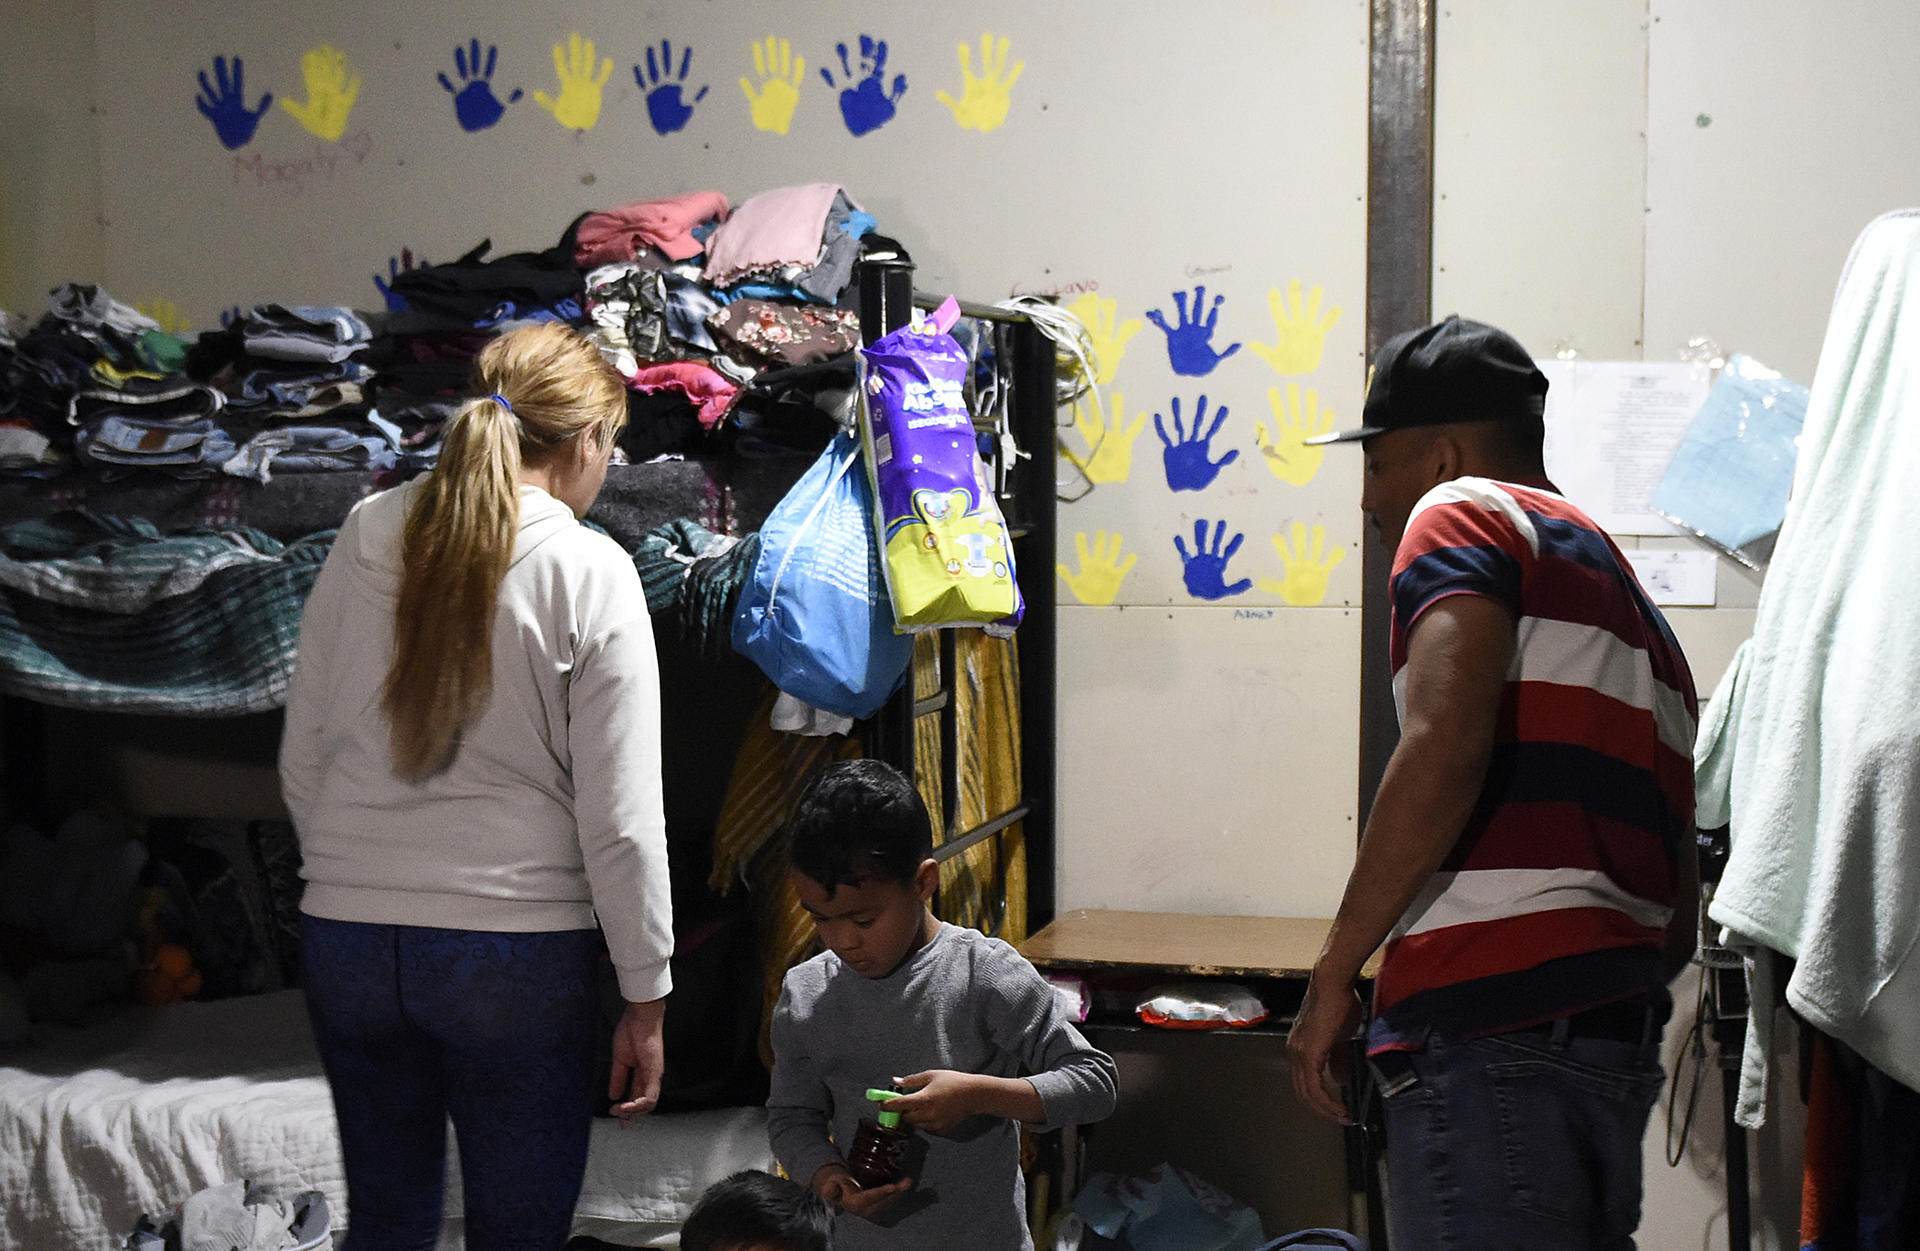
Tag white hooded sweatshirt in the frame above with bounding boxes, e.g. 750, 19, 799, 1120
279, 478, 671, 1002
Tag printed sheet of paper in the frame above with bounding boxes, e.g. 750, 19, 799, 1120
1624, 549, 1718, 607
1537, 360, 1711, 536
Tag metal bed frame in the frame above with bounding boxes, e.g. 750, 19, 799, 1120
855, 250, 1059, 936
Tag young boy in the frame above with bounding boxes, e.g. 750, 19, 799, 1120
678, 1170, 833, 1251
766, 760, 1118, 1250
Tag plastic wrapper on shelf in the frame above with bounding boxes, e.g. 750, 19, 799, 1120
1046, 973, 1091, 1023
1135, 981, 1269, 1030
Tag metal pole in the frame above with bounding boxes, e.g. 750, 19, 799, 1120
1362, 0, 1436, 830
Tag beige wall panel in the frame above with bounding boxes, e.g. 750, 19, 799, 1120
1056, 603, 1359, 918
63, 0, 1373, 913
0, 0, 104, 312
1433, 0, 1649, 358
1646, 0, 1920, 383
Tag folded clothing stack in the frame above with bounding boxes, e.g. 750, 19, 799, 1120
702, 183, 875, 303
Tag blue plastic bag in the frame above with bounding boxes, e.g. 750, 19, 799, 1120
1073, 1164, 1267, 1251
1255, 1231, 1367, 1250
732, 432, 913, 720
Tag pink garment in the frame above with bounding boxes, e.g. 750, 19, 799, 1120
701, 183, 848, 286
575, 191, 731, 267
626, 361, 740, 430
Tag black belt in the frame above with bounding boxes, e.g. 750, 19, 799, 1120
1510, 995, 1661, 1045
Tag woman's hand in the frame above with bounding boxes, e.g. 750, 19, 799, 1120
608, 997, 666, 1125
812, 1163, 911, 1218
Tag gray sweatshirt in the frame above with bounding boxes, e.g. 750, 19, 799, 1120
768, 922, 1118, 1250
279, 479, 671, 1002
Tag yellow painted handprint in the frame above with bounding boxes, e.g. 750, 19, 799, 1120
1057, 531, 1137, 606
135, 299, 189, 337
1258, 522, 1348, 606
280, 46, 362, 142
1064, 292, 1142, 387
1062, 391, 1147, 485
534, 33, 614, 131
1253, 384, 1335, 486
740, 36, 804, 134
1250, 279, 1344, 376
934, 32, 1025, 133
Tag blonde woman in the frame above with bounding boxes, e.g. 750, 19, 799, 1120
280, 323, 668, 1250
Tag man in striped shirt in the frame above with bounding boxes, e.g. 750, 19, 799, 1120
1287, 316, 1700, 1250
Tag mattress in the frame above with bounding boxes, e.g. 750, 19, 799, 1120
0, 990, 773, 1249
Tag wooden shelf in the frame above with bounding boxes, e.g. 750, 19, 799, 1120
1018, 909, 1380, 981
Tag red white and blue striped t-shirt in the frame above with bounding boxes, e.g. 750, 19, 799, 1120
1368, 477, 1698, 1053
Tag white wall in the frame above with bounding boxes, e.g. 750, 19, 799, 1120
0, 0, 103, 310
57, 0, 1379, 923
1645, 0, 1920, 386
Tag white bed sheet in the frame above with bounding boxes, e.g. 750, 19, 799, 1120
0, 990, 773, 1249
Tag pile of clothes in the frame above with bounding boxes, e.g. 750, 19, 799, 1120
572, 181, 871, 460
0, 182, 886, 485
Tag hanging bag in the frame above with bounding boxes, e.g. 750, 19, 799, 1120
732, 431, 913, 719
859, 296, 1024, 634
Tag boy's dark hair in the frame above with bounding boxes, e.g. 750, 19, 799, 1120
679, 1169, 832, 1251
785, 759, 933, 896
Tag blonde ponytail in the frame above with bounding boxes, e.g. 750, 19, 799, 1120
382, 322, 628, 781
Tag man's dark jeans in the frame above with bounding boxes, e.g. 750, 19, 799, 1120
1373, 1011, 1667, 1251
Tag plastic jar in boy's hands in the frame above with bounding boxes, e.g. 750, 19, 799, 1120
846, 1088, 911, 1187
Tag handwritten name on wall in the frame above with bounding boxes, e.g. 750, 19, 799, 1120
232, 132, 374, 195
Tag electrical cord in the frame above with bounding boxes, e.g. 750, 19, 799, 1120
992, 294, 1107, 503
1665, 960, 1712, 1167
1666, 880, 1747, 1166
950, 315, 1029, 501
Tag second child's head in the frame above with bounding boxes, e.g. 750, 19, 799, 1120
680, 1169, 832, 1251
785, 760, 938, 980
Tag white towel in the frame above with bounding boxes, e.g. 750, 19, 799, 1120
1697, 208, 1920, 1123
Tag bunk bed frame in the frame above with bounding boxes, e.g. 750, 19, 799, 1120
859, 258, 1059, 937
0, 249, 1061, 1248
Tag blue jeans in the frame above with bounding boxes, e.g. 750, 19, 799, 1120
1372, 1020, 1666, 1251
301, 916, 602, 1251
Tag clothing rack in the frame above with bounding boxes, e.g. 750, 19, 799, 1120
855, 254, 1059, 934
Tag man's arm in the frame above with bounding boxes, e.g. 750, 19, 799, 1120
1286, 593, 1514, 1123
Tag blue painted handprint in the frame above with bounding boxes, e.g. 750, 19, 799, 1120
820, 35, 907, 136
372, 249, 425, 312
439, 39, 521, 132
1147, 286, 1242, 377
195, 55, 273, 150
1155, 395, 1240, 492
636, 40, 708, 135
1174, 519, 1254, 601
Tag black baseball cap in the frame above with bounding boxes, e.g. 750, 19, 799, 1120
1305, 314, 1548, 445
